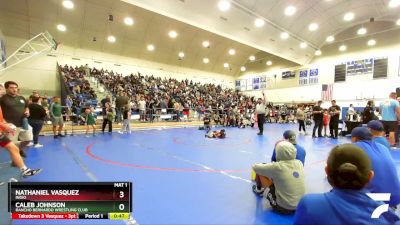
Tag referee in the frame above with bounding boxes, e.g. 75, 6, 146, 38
255, 92, 266, 135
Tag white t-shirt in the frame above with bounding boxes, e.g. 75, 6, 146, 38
138, 100, 146, 111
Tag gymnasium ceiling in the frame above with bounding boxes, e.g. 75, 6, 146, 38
0, 0, 399, 76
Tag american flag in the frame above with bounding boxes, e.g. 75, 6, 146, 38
321, 84, 333, 101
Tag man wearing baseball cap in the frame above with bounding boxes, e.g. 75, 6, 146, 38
367, 120, 390, 150
351, 127, 400, 207
271, 130, 306, 165
294, 144, 400, 225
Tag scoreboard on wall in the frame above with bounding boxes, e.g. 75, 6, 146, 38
9, 182, 132, 220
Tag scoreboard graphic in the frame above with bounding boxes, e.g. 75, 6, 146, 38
9, 182, 132, 220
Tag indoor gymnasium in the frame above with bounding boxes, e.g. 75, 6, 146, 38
0, 0, 400, 225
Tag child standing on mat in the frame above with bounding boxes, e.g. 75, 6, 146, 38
83, 107, 96, 137
323, 109, 330, 137
102, 102, 114, 133
120, 104, 131, 134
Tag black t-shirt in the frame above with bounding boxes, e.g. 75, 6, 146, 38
101, 98, 110, 114
329, 105, 341, 120
123, 109, 129, 120
313, 105, 323, 121
0, 94, 28, 127
28, 103, 47, 120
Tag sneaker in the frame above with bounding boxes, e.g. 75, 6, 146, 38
0, 182, 4, 186
22, 168, 43, 178
85, 135, 91, 138
27, 142, 34, 147
58, 134, 66, 137
54, 135, 58, 139
257, 132, 263, 135
118, 131, 124, 134
252, 184, 265, 195
33, 144, 43, 148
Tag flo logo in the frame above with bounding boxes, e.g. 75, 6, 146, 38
366, 193, 391, 219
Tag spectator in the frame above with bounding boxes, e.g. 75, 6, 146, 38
252, 141, 305, 214
102, 102, 114, 133
0, 81, 32, 157
312, 101, 323, 138
138, 96, 146, 122
0, 106, 42, 178
119, 104, 131, 134
115, 92, 128, 123
362, 100, 375, 124
296, 105, 306, 135
367, 120, 391, 150
100, 95, 111, 117
322, 109, 330, 137
293, 144, 399, 225
379, 92, 400, 147
49, 97, 65, 139
328, 100, 341, 139
28, 96, 47, 148
347, 104, 357, 122
271, 130, 306, 165
82, 107, 96, 137
351, 127, 400, 207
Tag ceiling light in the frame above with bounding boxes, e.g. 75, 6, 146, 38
62, 0, 74, 9
284, 6, 296, 16
228, 49, 236, 55
249, 55, 256, 61
396, 18, 400, 25
147, 44, 155, 51
240, 66, 246, 72
326, 35, 335, 42
254, 18, 265, 27
107, 35, 116, 43
280, 32, 289, 39
168, 30, 178, 38
357, 27, 367, 35
57, 24, 66, 32
308, 23, 319, 31
300, 42, 307, 48
178, 52, 185, 58
266, 61, 272, 66
124, 17, 134, 26
203, 58, 209, 64
218, 0, 231, 11
367, 39, 376, 46
315, 50, 322, 56
343, 12, 354, 21
202, 41, 210, 48
223, 63, 229, 68
339, 45, 347, 51
389, 0, 400, 8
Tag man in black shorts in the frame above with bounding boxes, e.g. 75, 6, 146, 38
379, 92, 400, 147
329, 100, 341, 139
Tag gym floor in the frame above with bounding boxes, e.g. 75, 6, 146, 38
1, 123, 399, 225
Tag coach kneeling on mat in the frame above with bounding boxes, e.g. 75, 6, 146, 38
252, 141, 305, 214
